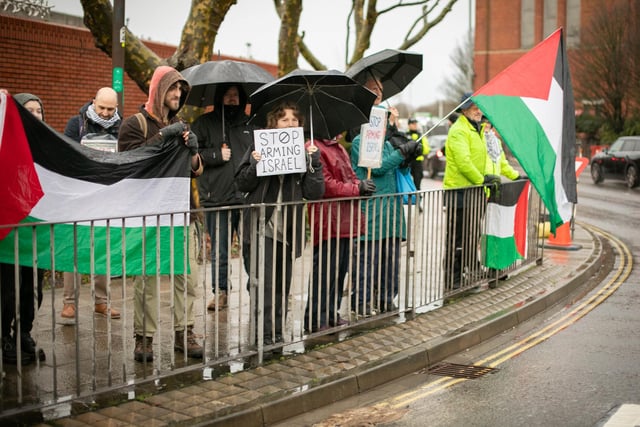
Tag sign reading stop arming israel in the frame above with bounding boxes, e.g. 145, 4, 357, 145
254, 127, 306, 176
357, 106, 387, 169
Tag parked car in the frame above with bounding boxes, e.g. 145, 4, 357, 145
424, 134, 447, 178
590, 136, 640, 188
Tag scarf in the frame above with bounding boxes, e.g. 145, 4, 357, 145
485, 129, 502, 163
86, 103, 120, 129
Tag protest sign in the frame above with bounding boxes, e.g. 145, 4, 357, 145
357, 106, 387, 169
254, 127, 306, 176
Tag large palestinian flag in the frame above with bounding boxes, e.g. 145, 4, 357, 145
471, 28, 577, 234
0, 94, 192, 275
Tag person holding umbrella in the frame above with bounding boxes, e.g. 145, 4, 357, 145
350, 76, 420, 316
305, 133, 376, 333
191, 84, 256, 311
235, 100, 325, 346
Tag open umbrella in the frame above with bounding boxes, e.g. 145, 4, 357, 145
249, 69, 376, 141
345, 49, 423, 102
181, 59, 275, 107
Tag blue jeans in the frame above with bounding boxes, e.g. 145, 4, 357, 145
206, 210, 239, 293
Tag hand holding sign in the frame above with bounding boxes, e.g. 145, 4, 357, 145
254, 127, 306, 176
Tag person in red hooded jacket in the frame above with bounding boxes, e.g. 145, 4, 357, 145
118, 65, 204, 362
304, 135, 376, 333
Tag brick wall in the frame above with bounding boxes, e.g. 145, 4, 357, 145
1, 14, 277, 132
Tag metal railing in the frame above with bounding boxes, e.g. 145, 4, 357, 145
0, 182, 544, 420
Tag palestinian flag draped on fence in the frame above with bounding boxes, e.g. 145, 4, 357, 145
471, 28, 577, 234
0, 94, 192, 275
481, 180, 530, 269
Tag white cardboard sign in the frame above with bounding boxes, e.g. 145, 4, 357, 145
357, 106, 387, 169
254, 127, 306, 176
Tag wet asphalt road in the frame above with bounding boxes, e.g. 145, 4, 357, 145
278, 172, 640, 427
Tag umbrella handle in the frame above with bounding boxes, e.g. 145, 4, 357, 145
367, 168, 371, 180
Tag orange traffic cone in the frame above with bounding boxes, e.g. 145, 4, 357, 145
544, 222, 582, 251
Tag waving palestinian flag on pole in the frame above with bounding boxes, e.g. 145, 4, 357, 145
471, 28, 577, 234
0, 94, 192, 276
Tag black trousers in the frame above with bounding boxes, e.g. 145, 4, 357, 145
306, 238, 351, 331
0, 263, 44, 338
244, 237, 293, 341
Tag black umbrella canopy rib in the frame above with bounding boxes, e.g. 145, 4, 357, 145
345, 49, 423, 101
181, 60, 275, 107
249, 69, 376, 140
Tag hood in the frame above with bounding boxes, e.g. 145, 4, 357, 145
213, 83, 248, 122
14, 92, 45, 121
78, 101, 92, 115
145, 65, 190, 125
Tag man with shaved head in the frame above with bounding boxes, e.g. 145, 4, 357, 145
61, 87, 122, 323
64, 86, 121, 143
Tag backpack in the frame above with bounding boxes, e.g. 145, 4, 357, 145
134, 112, 148, 139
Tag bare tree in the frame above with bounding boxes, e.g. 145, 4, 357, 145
80, 0, 458, 93
572, 1, 640, 138
441, 30, 473, 103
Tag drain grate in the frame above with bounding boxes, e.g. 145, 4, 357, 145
427, 362, 497, 379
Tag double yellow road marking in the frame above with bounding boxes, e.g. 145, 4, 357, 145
383, 224, 632, 409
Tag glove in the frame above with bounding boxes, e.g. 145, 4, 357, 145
398, 140, 420, 160
186, 131, 198, 155
358, 179, 377, 196
483, 174, 501, 186
159, 122, 186, 142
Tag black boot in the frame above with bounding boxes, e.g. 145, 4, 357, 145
20, 333, 46, 362
2, 336, 33, 365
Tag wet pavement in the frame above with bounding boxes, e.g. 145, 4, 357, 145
13, 222, 609, 426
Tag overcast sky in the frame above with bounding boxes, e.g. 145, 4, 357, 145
50, 0, 473, 108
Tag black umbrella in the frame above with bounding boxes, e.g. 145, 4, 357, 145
249, 69, 376, 141
181, 60, 275, 107
345, 49, 423, 101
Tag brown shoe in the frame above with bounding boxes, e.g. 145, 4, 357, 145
175, 327, 203, 359
207, 291, 228, 311
61, 303, 76, 319
134, 335, 153, 362
94, 303, 121, 319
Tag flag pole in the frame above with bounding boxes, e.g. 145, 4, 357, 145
417, 96, 472, 140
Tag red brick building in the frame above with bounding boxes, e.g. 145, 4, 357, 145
0, 13, 277, 132
473, 0, 629, 88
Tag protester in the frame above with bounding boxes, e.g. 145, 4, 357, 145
350, 77, 420, 316
305, 134, 375, 332
192, 84, 255, 312
61, 87, 122, 322
64, 87, 121, 143
235, 100, 324, 345
442, 93, 521, 288
118, 65, 204, 361
1, 91, 47, 364
405, 118, 429, 194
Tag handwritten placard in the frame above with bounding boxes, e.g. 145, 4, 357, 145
254, 127, 306, 176
357, 106, 387, 168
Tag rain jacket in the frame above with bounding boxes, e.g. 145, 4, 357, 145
64, 101, 121, 143
118, 66, 189, 152
192, 85, 256, 208
443, 114, 487, 189
117, 66, 201, 212
308, 138, 365, 245
350, 134, 407, 241
235, 145, 325, 258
